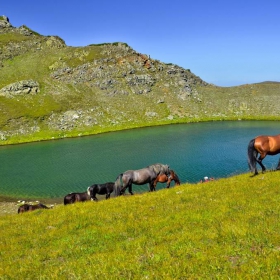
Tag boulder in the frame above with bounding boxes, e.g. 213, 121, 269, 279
0, 15, 12, 28
0, 80, 40, 98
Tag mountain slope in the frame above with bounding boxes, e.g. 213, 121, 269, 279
0, 16, 279, 144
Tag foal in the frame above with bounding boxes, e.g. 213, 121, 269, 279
152, 170, 180, 191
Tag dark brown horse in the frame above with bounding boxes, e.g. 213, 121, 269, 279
152, 169, 180, 191
18, 202, 52, 214
64, 191, 90, 205
248, 134, 280, 175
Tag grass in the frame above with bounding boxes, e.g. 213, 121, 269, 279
1, 171, 280, 278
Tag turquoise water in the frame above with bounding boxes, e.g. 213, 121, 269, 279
0, 121, 279, 199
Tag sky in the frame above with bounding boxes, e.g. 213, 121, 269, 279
1, 0, 280, 86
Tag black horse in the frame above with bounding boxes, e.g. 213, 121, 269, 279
64, 191, 90, 205
87, 182, 115, 201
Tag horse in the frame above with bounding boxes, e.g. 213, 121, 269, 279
18, 202, 52, 214
87, 182, 115, 201
114, 163, 170, 196
64, 191, 90, 205
152, 169, 180, 190
247, 134, 280, 175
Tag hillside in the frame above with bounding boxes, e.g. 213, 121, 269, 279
1, 172, 280, 278
0, 15, 280, 145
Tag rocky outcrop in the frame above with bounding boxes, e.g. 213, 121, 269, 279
0, 15, 11, 28
0, 80, 40, 98
0, 16, 217, 144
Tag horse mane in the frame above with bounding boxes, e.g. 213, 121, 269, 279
148, 163, 168, 174
148, 163, 162, 172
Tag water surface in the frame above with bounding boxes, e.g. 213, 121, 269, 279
0, 121, 279, 200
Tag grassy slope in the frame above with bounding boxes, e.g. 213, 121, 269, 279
1, 171, 280, 278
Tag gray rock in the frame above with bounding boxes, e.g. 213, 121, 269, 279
0, 15, 12, 28
0, 80, 40, 98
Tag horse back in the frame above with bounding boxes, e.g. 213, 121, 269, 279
75, 192, 89, 202
106, 182, 115, 192
255, 134, 280, 155
129, 168, 155, 184
89, 182, 115, 195
268, 134, 280, 154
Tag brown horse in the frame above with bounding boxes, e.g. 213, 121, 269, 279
18, 202, 52, 214
247, 134, 280, 175
152, 169, 180, 191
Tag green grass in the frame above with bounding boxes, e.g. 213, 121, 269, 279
1, 172, 280, 278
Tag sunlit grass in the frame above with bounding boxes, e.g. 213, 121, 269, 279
1, 172, 280, 278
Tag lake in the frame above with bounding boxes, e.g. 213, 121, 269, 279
0, 120, 279, 200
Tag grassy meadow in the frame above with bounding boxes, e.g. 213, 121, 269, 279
1, 171, 280, 279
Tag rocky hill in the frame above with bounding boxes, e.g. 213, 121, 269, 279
0, 15, 279, 144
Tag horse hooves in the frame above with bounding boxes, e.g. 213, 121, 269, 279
250, 172, 258, 177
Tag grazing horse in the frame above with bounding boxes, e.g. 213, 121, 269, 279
248, 134, 280, 175
114, 163, 170, 196
18, 202, 52, 214
64, 191, 90, 205
152, 169, 180, 190
87, 182, 115, 201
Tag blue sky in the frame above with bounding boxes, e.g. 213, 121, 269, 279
2, 0, 280, 86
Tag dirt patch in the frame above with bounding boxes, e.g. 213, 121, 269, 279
0, 202, 18, 215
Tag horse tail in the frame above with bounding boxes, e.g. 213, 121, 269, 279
247, 138, 257, 173
114, 174, 123, 196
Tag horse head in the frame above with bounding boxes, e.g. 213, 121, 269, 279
87, 186, 91, 196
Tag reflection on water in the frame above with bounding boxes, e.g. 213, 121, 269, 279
0, 120, 279, 199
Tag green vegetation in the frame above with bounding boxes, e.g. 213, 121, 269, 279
1, 172, 280, 278
1, 22, 280, 146
1, 19, 280, 279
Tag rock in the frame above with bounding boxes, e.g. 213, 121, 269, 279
0, 80, 40, 98
45, 36, 66, 48
0, 15, 12, 28
17, 25, 33, 36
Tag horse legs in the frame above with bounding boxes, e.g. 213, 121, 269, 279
276, 158, 280, 170
257, 154, 266, 173
106, 192, 110, 199
128, 183, 134, 195
149, 182, 155, 192
152, 178, 159, 191
166, 177, 172, 188
91, 192, 98, 201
